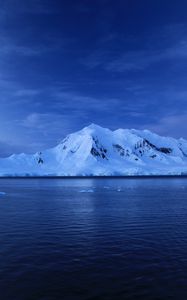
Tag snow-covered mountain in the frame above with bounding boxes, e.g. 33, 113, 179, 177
0, 124, 187, 176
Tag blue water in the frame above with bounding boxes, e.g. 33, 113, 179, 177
0, 178, 187, 300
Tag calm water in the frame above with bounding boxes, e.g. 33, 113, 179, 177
0, 178, 187, 300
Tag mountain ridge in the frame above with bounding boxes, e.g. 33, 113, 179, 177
0, 124, 187, 176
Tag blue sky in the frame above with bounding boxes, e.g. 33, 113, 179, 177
0, 0, 187, 156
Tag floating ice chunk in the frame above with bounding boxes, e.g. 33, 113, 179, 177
0, 192, 6, 196
73, 258, 81, 262
79, 189, 94, 193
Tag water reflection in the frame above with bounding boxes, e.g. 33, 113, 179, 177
0, 178, 187, 300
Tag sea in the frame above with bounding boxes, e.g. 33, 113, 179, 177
0, 178, 187, 300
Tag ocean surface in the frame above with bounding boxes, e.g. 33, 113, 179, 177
0, 178, 187, 300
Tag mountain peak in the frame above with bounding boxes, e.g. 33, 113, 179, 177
87, 123, 101, 129
81, 123, 111, 135
0, 124, 187, 176
84, 123, 108, 130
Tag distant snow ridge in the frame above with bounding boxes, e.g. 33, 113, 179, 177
0, 123, 187, 176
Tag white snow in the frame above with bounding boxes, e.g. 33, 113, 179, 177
0, 123, 187, 176
79, 189, 94, 193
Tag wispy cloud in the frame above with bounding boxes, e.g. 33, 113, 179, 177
83, 40, 187, 72
53, 90, 121, 113
143, 113, 187, 139
20, 112, 83, 144
22, 113, 55, 130
0, 35, 59, 57
0, 139, 24, 157
1, 0, 58, 15
82, 24, 187, 72
13, 89, 41, 97
0, 77, 42, 104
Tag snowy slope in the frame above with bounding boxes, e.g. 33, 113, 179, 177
0, 123, 187, 176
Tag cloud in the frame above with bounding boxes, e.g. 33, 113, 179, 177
22, 113, 47, 129
143, 113, 187, 139
53, 91, 121, 113
0, 140, 17, 157
0, 78, 42, 107
84, 40, 187, 72
82, 23, 187, 72
0, 34, 76, 60
21, 112, 82, 138
0, 36, 53, 57
1, 0, 57, 15
0, 112, 81, 156
14, 89, 41, 97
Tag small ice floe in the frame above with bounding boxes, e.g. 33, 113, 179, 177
73, 258, 81, 262
79, 189, 94, 193
104, 186, 110, 189
0, 192, 6, 196
117, 188, 121, 192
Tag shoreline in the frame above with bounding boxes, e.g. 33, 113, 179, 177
0, 175, 187, 179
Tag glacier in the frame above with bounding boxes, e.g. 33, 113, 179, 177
0, 123, 187, 176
